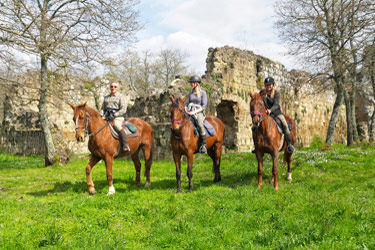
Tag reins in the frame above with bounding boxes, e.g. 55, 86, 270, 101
171, 109, 191, 139
75, 110, 108, 139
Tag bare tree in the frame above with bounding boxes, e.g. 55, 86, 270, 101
0, 0, 141, 165
154, 48, 188, 86
275, 0, 375, 145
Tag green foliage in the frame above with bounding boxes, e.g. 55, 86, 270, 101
1, 147, 375, 249
309, 135, 325, 149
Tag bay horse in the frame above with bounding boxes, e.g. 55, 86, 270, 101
249, 91, 296, 190
169, 96, 225, 192
70, 103, 153, 195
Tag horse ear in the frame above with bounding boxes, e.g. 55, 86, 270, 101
181, 96, 188, 103
83, 102, 87, 108
69, 103, 75, 110
169, 95, 175, 103
259, 90, 266, 97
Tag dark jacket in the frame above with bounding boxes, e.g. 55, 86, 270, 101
260, 88, 283, 117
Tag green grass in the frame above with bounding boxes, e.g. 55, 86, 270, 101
0, 144, 375, 249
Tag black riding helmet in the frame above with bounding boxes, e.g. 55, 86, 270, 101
189, 75, 201, 83
264, 76, 275, 85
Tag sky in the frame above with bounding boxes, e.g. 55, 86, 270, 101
134, 0, 299, 75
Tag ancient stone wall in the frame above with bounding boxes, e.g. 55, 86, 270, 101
1, 46, 352, 159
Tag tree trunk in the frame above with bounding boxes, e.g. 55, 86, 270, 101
38, 55, 56, 166
326, 80, 344, 145
369, 67, 375, 141
344, 90, 354, 145
349, 88, 359, 142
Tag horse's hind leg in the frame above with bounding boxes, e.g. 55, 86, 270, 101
86, 155, 100, 195
284, 151, 293, 181
208, 144, 222, 183
131, 148, 142, 186
142, 143, 152, 187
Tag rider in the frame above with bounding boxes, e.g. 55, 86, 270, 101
185, 75, 208, 153
101, 81, 130, 152
262, 76, 295, 153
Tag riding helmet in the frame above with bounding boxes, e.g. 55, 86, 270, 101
264, 76, 275, 85
189, 75, 201, 83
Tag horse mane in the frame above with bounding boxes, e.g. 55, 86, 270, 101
172, 98, 181, 108
78, 104, 101, 118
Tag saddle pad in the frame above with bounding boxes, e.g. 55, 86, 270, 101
122, 122, 137, 133
191, 118, 216, 137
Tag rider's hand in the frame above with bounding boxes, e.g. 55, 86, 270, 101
266, 109, 271, 115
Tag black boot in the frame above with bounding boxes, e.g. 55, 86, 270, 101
199, 134, 207, 153
119, 130, 130, 152
285, 133, 294, 153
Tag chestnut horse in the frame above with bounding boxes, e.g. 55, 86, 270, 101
249, 92, 296, 190
70, 103, 153, 195
169, 96, 225, 192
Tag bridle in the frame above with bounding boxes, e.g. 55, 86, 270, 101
170, 106, 190, 138
250, 105, 269, 124
75, 110, 108, 139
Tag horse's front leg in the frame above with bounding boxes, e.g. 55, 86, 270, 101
187, 151, 194, 192
173, 152, 182, 193
86, 155, 100, 195
256, 152, 264, 189
272, 152, 279, 191
104, 155, 115, 195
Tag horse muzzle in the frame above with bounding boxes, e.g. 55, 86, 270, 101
76, 134, 85, 142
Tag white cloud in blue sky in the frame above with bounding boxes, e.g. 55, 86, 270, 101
135, 0, 298, 74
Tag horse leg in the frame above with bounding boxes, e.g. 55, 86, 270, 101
104, 155, 115, 195
142, 143, 153, 187
272, 152, 279, 191
187, 151, 194, 192
284, 151, 293, 181
256, 152, 264, 189
209, 143, 222, 183
131, 148, 142, 186
86, 155, 100, 195
173, 152, 182, 193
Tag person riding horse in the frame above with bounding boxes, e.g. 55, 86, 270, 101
101, 81, 130, 152
184, 75, 208, 153
260, 76, 295, 153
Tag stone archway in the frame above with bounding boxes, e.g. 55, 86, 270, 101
216, 100, 238, 150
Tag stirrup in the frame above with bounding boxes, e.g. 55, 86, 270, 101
287, 144, 295, 153
199, 145, 207, 153
123, 144, 130, 152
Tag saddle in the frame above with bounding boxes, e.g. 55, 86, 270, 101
190, 118, 216, 137
272, 115, 293, 134
108, 120, 139, 140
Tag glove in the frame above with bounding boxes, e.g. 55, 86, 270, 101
106, 112, 115, 121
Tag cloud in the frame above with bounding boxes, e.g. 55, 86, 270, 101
136, 0, 299, 74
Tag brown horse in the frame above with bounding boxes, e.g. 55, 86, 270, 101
70, 103, 153, 195
249, 92, 296, 190
169, 96, 225, 192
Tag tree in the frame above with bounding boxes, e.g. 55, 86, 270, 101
0, 0, 141, 165
154, 48, 188, 86
275, 0, 375, 145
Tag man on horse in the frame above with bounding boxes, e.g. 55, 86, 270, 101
101, 81, 130, 152
260, 76, 295, 153
184, 75, 208, 153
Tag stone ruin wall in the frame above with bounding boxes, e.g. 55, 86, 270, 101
205, 46, 347, 151
0, 46, 349, 159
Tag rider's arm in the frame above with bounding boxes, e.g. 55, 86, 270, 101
114, 95, 127, 117
269, 91, 280, 114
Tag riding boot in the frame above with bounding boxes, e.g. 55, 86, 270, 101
199, 134, 207, 153
119, 130, 130, 152
285, 133, 295, 153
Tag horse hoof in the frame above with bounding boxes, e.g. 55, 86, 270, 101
107, 186, 115, 195
257, 185, 262, 189
89, 190, 96, 195
144, 182, 151, 188
274, 186, 279, 191
287, 173, 292, 181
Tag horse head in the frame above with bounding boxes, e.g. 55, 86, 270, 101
169, 95, 187, 133
70, 102, 89, 142
249, 91, 266, 128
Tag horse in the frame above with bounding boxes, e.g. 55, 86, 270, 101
169, 96, 226, 192
249, 91, 296, 191
70, 103, 153, 195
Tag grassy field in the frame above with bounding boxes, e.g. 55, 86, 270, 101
1, 140, 375, 249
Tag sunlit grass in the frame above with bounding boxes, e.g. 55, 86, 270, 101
0, 143, 375, 249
